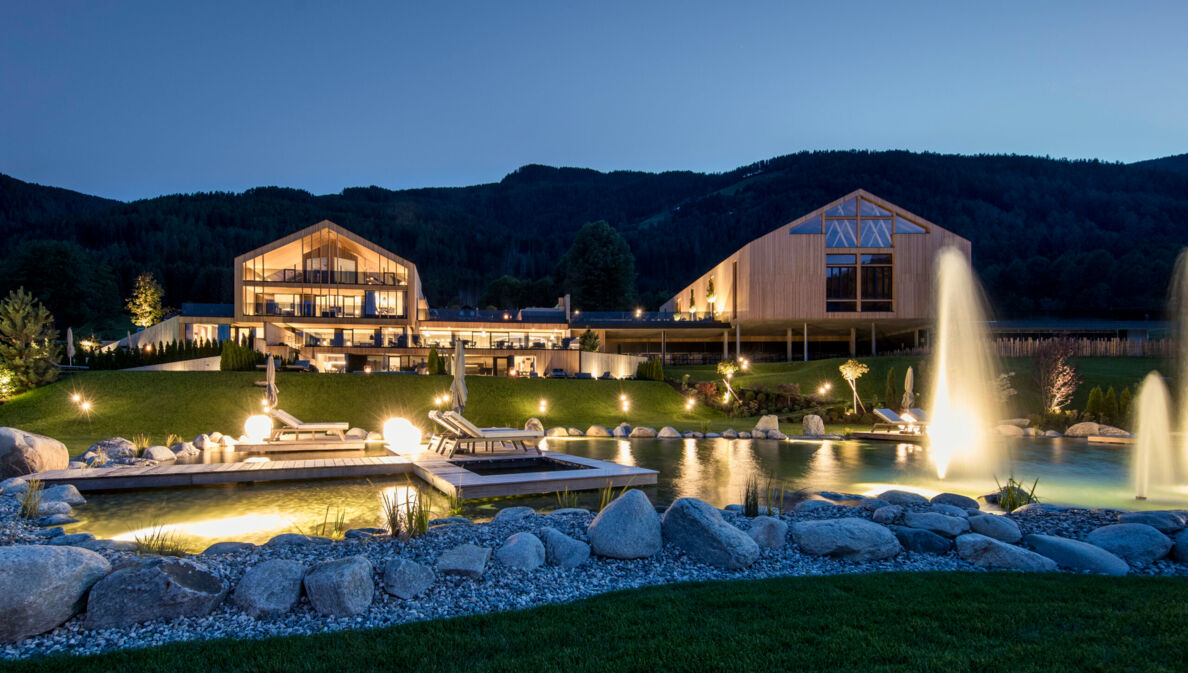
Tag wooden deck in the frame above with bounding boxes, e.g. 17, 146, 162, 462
413, 450, 658, 499
850, 431, 925, 444
230, 439, 368, 453
31, 448, 657, 498
1087, 434, 1134, 445
33, 455, 414, 491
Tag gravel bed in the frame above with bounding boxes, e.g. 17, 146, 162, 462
2, 492, 1186, 660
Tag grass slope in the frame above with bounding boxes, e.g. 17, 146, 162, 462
7, 573, 1188, 673
0, 371, 733, 453
668, 356, 1163, 416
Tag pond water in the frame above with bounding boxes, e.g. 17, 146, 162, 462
64, 437, 1184, 551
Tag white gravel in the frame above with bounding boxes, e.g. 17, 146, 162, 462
1, 491, 1185, 660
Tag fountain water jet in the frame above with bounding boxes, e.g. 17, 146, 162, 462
1133, 372, 1175, 500
1171, 250, 1188, 484
927, 248, 1004, 479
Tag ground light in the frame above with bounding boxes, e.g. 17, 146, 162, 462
244, 414, 272, 443
685, 397, 695, 411
620, 394, 629, 413
71, 393, 81, 403
383, 417, 422, 454
539, 398, 548, 414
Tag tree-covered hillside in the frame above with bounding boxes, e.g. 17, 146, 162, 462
3, 150, 1188, 335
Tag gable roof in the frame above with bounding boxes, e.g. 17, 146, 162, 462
233, 220, 418, 270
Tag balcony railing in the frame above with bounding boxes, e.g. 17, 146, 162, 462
250, 303, 407, 319
248, 269, 408, 286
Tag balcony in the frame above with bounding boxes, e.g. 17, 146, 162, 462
247, 269, 408, 286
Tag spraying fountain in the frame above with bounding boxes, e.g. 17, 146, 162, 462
1132, 372, 1175, 500
927, 247, 1005, 479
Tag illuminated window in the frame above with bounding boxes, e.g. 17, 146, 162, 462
826, 254, 857, 312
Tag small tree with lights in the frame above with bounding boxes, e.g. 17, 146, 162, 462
579, 329, 600, 352
126, 272, 165, 328
0, 288, 61, 392
838, 359, 869, 414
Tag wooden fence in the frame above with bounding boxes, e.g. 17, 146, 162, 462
993, 337, 1174, 358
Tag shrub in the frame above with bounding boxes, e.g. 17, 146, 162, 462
635, 358, 663, 381
219, 336, 263, 371
18, 477, 42, 519
1084, 386, 1104, 420
1119, 387, 1133, 426
1102, 387, 1119, 425
0, 367, 15, 401
994, 475, 1040, 513
0, 288, 61, 392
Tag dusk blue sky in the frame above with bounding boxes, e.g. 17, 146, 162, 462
2, 1, 1186, 201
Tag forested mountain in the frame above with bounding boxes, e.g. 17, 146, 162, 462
1132, 153, 1188, 175
4, 150, 1188, 336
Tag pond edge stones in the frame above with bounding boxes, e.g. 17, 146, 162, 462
303, 556, 374, 617
86, 557, 227, 629
382, 558, 435, 599
587, 489, 662, 559
791, 518, 901, 561
661, 498, 760, 569
233, 559, 307, 618
1022, 534, 1129, 576
955, 533, 1057, 572
1084, 523, 1173, 565
437, 543, 491, 578
540, 527, 591, 567
0, 545, 110, 643
495, 532, 546, 571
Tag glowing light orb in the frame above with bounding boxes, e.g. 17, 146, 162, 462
71, 393, 81, 403
80, 401, 92, 411
383, 417, 422, 453
244, 414, 272, 443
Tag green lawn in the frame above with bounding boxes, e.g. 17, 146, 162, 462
6, 573, 1187, 672
669, 356, 1164, 417
0, 371, 742, 454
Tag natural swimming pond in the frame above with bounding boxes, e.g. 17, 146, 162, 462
63, 437, 1178, 549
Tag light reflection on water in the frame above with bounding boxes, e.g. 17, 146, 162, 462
66, 437, 1181, 549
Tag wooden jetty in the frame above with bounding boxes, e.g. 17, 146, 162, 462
32, 448, 657, 498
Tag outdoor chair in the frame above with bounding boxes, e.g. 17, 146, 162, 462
871, 408, 924, 435
426, 410, 542, 458
267, 408, 350, 442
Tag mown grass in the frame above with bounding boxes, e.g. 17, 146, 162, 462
6, 573, 1187, 673
0, 371, 734, 453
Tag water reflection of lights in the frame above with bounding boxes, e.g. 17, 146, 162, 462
615, 440, 634, 467
379, 484, 420, 528
113, 514, 291, 541
857, 483, 943, 500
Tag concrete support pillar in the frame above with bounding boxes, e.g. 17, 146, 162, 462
914, 329, 920, 349
735, 323, 741, 360
803, 322, 808, 362
786, 327, 792, 362
722, 330, 728, 360
871, 322, 877, 356
849, 328, 856, 357
661, 330, 667, 365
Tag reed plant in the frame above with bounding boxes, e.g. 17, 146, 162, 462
764, 478, 787, 517
403, 493, 431, 539
312, 504, 348, 540
132, 433, 152, 451
598, 479, 635, 512
994, 475, 1040, 513
446, 492, 465, 518
743, 474, 761, 517
165, 433, 183, 447
554, 488, 578, 509
133, 522, 189, 556
18, 477, 43, 520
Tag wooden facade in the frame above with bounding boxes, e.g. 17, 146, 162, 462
661, 190, 970, 334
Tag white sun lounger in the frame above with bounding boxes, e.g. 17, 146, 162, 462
268, 408, 349, 441
871, 408, 924, 435
427, 410, 541, 458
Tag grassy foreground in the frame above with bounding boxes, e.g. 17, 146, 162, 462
0, 371, 736, 453
5, 573, 1187, 673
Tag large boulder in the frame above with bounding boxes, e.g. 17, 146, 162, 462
931, 492, 980, 511
303, 556, 373, 617
40, 484, 85, 506
791, 518, 901, 561
766, 430, 787, 440
968, 514, 1022, 543
1085, 524, 1172, 564
491, 506, 534, 524
171, 442, 200, 458
86, 557, 227, 628
892, 526, 953, 554
89, 437, 137, 460
955, 533, 1058, 572
930, 503, 969, 518
495, 532, 546, 570
141, 445, 176, 462
546, 427, 569, 437
872, 505, 904, 525
233, 559, 306, 617
437, 544, 491, 578
201, 541, 256, 555
721, 429, 738, 439
802, 415, 826, 436
0, 545, 110, 643
587, 489, 662, 559
1063, 422, 1100, 438
902, 512, 970, 538
628, 426, 657, 438
566, 427, 584, 437
0, 428, 69, 478
264, 533, 333, 547
382, 559, 435, 599
877, 489, 929, 507
540, 527, 591, 568
662, 498, 760, 569
995, 424, 1024, 438
612, 423, 632, 438
525, 418, 544, 434
753, 415, 780, 433
1174, 529, 1188, 564
586, 425, 611, 437
657, 426, 681, 439
1023, 534, 1129, 576
1118, 511, 1186, 534
747, 515, 788, 550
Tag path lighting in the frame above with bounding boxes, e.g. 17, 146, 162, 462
538, 398, 548, 414
634, 308, 642, 318
383, 417, 422, 454
685, 398, 695, 410
364, 366, 372, 374
244, 414, 272, 444
71, 393, 81, 403
818, 386, 826, 395
80, 401, 92, 411
723, 392, 731, 403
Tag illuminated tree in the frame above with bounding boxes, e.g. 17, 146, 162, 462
126, 272, 165, 328
0, 288, 61, 392
578, 329, 600, 352
838, 359, 869, 414
1034, 338, 1080, 411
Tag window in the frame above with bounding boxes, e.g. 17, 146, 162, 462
861, 254, 892, 312
825, 219, 857, 247
895, 216, 926, 234
860, 199, 892, 216
860, 219, 892, 247
824, 198, 857, 217
826, 254, 857, 312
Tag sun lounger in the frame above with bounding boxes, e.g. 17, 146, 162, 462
907, 408, 928, 423
871, 408, 924, 435
268, 408, 349, 441
427, 410, 542, 458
